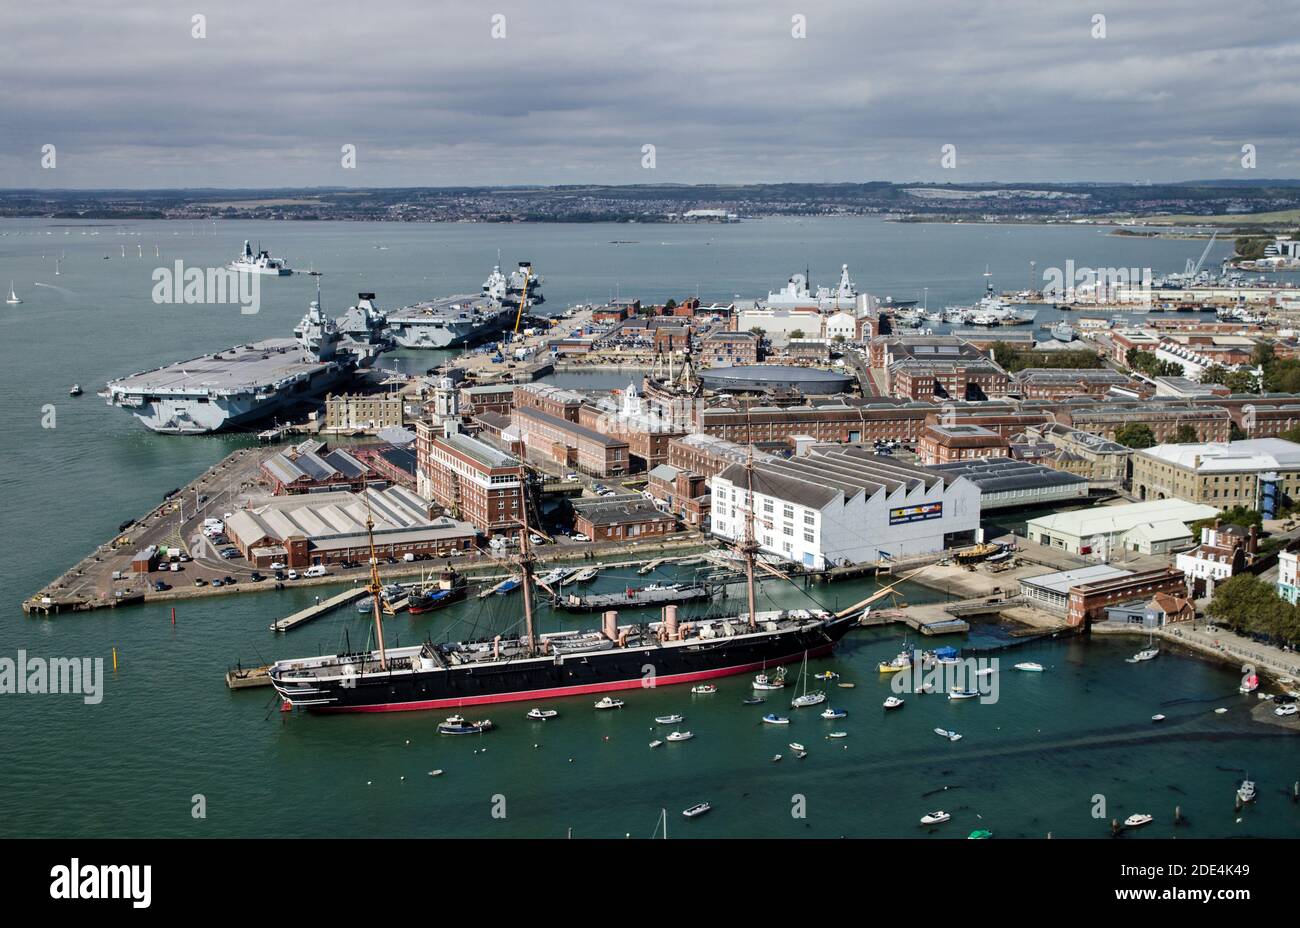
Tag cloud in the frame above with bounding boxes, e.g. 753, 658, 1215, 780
0, 0, 1296, 186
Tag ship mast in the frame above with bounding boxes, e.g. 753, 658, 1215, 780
363, 487, 388, 670
517, 474, 538, 654
741, 418, 759, 631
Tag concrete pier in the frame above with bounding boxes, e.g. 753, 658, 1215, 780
270, 587, 369, 632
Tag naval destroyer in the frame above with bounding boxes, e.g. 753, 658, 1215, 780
102, 291, 391, 434
385, 260, 543, 349
230, 240, 293, 275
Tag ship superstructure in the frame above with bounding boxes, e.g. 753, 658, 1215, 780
103, 290, 391, 434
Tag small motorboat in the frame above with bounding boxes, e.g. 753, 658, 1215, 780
691, 684, 718, 695
1214, 707, 1228, 714
794, 750, 808, 759
427, 769, 444, 777
1238, 780, 1257, 803
742, 696, 765, 705
753, 672, 786, 690
594, 697, 624, 710
1124, 813, 1154, 828
934, 728, 962, 742
813, 671, 839, 681
526, 708, 558, 721
883, 696, 904, 710
973, 668, 995, 678
1014, 662, 1044, 672
654, 714, 684, 725
762, 714, 790, 725
649, 740, 663, 749
437, 715, 494, 735
920, 811, 950, 825
791, 691, 826, 708
837, 682, 856, 689
820, 707, 847, 720
1151, 714, 1166, 722
827, 731, 848, 740
878, 651, 911, 673
948, 689, 979, 700
771, 754, 782, 762
682, 802, 711, 818
967, 829, 993, 840
666, 730, 694, 742
69, 384, 83, 397
788, 742, 805, 752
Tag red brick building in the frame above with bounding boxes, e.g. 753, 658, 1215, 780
416, 423, 526, 537
1066, 567, 1187, 627
917, 423, 1010, 465
572, 498, 679, 542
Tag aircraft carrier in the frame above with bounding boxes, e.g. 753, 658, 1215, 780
385, 260, 543, 349
102, 292, 392, 434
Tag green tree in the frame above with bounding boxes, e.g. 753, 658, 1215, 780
1207, 573, 1296, 641
1114, 422, 1156, 449
789, 329, 806, 339
1172, 423, 1198, 443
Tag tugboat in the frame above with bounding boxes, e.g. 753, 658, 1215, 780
407, 570, 468, 615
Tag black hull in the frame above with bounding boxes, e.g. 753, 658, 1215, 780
283, 615, 855, 713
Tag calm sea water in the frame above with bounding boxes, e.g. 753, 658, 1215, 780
1, 217, 1295, 838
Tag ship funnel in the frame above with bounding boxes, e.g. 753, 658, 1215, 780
664, 604, 679, 639
602, 610, 619, 641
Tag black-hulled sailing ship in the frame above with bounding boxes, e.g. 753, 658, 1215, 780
269, 462, 854, 714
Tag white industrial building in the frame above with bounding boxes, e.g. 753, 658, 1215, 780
708, 447, 980, 569
1025, 499, 1219, 557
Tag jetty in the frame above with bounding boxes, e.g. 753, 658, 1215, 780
225, 664, 273, 689
270, 587, 368, 632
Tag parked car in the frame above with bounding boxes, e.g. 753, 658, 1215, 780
249, 572, 265, 582
572, 533, 590, 543
219, 547, 239, 559
153, 580, 170, 592
286, 570, 299, 580
274, 570, 286, 581
193, 578, 207, 587
211, 579, 223, 588
223, 576, 236, 585
269, 561, 286, 570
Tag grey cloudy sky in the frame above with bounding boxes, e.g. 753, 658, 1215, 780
2, 0, 1297, 187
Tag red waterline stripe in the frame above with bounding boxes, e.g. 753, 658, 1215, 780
312, 643, 834, 713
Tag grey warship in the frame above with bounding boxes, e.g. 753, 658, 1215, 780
102, 291, 391, 434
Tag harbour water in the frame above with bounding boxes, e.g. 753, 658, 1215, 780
1, 217, 1295, 838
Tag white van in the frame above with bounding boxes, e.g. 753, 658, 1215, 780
304, 565, 328, 578
403, 553, 416, 562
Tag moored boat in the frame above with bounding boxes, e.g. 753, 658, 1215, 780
437, 714, 494, 735
883, 696, 904, 710
526, 708, 557, 721
595, 697, 624, 711
1014, 662, 1044, 672
920, 811, 950, 825
682, 802, 711, 818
